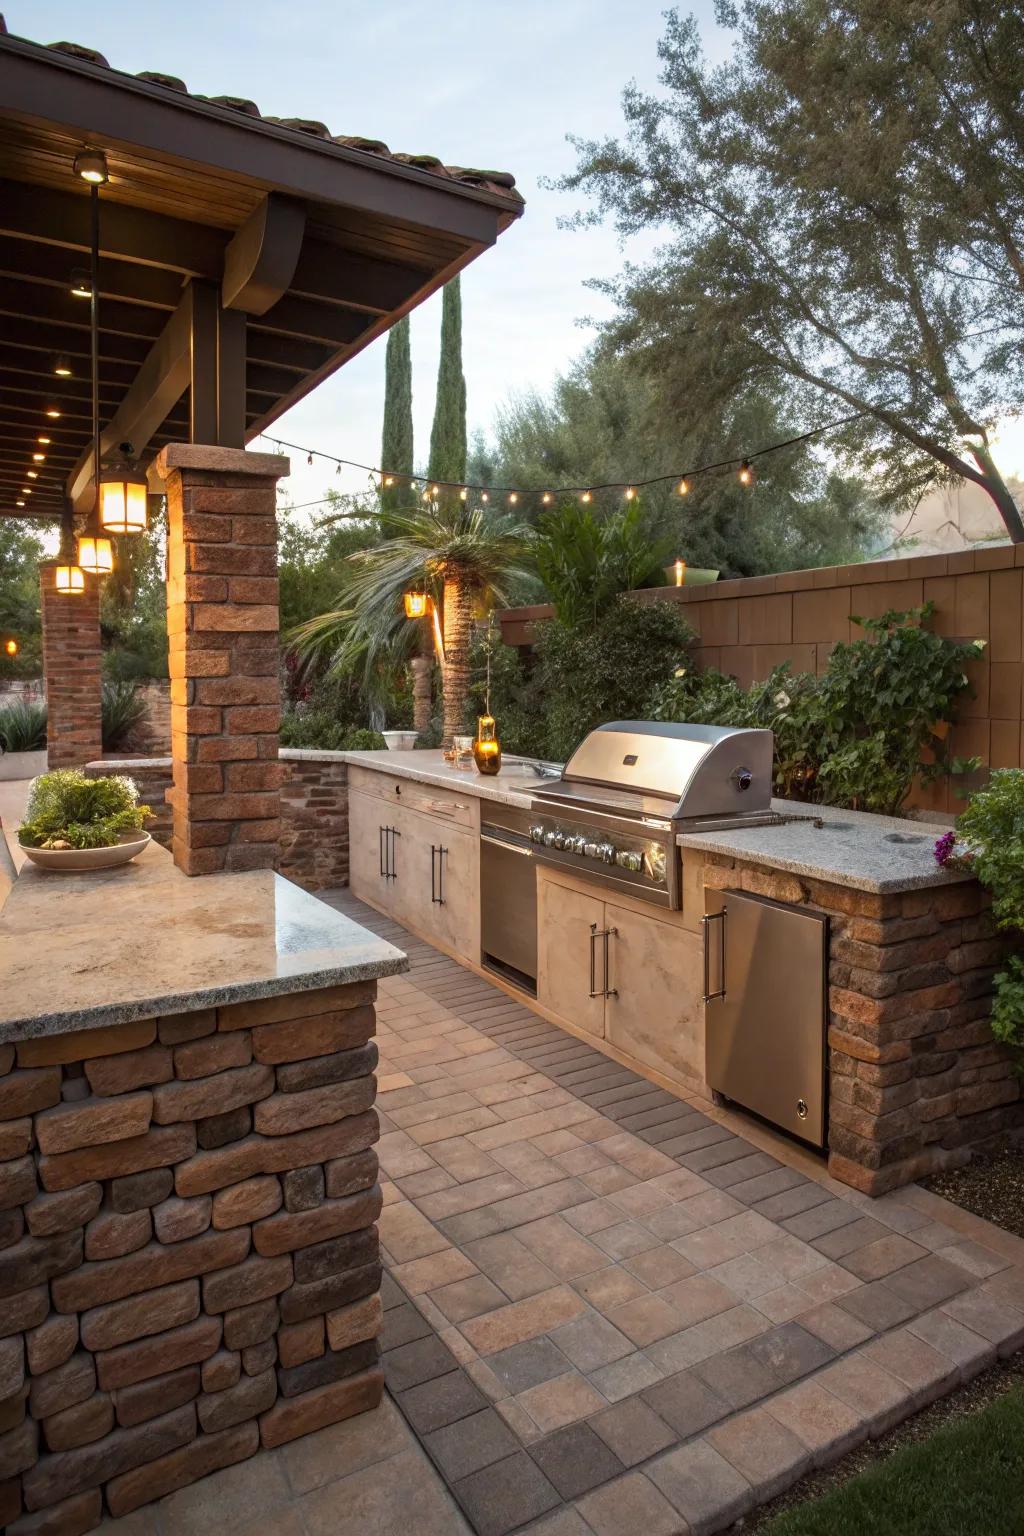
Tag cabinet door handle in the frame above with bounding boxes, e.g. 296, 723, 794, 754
603, 926, 618, 998
388, 826, 401, 881
702, 910, 727, 1002
379, 825, 386, 879
431, 845, 447, 905
589, 923, 600, 997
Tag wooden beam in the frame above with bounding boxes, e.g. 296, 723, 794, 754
0, 235, 184, 309
66, 286, 196, 510
289, 240, 427, 314
0, 321, 152, 368
0, 278, 168, 341
0, 179, 227, 278
222, 194, 306, 316
251, 295, 371, 348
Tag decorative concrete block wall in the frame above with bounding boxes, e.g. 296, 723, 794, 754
701, 852, 1022, 1194
38, 564, 103, 772
499, 545, 1024, 814
0, 981, 382, 1531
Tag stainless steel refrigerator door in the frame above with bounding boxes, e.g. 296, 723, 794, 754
704, 889, 828, 1147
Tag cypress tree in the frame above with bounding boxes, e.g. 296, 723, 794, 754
427, 276, 467, 491
380, 315, 413, 520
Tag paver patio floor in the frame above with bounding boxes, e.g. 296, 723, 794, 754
99, 888, 1024, 1536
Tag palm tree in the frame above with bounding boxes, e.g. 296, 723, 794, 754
290, 499, 533, 745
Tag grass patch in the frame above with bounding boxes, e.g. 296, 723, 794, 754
762, 1382, 1024, 1535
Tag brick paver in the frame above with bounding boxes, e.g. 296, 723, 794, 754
96, 890, 1024, 1535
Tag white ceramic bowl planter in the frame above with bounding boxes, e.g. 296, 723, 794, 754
382, 730, 419, 751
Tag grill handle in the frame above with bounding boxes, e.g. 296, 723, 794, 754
702, 910, 727, 1002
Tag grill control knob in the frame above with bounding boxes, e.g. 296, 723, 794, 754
529, 825, 545, 844
597, 842, 616, 865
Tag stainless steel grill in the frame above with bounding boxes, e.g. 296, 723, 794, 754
529, 721, 780, 908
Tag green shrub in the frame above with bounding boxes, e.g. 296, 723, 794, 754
0, 697, 47, 753
535, 500, 672, 627
651, 605, 981, 814
956, 769, 1024, 1054
466, 632, 548, 758
279, 712, 386, 751
18, 770, 151, 849
101, 679, 146, 751
536, 598, 695, 762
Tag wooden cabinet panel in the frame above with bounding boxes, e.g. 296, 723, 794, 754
604, 904, 705, 1088
348, 788, 404, 919
537, 873, 606, 1038
400, 810, 479, 962
347, 767, 477, 830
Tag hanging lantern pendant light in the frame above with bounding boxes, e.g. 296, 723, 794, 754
99, 446, 148, 533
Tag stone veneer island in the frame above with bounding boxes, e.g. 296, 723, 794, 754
0, 839, 406, 1532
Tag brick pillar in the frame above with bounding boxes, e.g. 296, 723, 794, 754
158, 444, 289, 876
39, 560, 103, 770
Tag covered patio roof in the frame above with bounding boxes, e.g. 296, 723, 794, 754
0, 18, 523, 518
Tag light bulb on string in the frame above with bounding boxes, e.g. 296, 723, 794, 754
625, 487, 636, 501
581, 491, 592, 504
508, 493, 517, 505
459, 488, 468, 501
542, 493, 552, 505
307, 452, 313, 465
738, 461, 755, 486
481, 492, 489, 503
678, 478, 689, 496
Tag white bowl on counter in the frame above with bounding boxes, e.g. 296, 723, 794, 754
19, 830, 152, 872
382, 731, 419, 752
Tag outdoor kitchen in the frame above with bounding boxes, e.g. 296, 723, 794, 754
341, 722, 1016, 1198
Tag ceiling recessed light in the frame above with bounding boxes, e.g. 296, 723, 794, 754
45, 407, 61, 419
52, 356, 72, 378
70, 269, 93, 299
32, 453, 45, 463
26, 471, 38, 479
37, 437, 51, 445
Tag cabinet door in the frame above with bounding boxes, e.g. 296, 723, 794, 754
604, 904, 705, 1088
536, 874, 606, 1038
347, 788, 403, 917
400, 811, 479, 962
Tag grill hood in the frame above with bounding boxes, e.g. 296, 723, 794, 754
557, 720, 774, 821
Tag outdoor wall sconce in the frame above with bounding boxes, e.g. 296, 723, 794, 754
402, 589, 445, 670
77, 534, 114, 575
404, 590, 429, 620
99, 450, 148, 534
54, 564, 86, 595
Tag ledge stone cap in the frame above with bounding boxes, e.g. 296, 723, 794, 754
156, 443, 290, 478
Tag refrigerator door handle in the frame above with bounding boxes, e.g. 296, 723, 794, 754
702, 910, 727, 1003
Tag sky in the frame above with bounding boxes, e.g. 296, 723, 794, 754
11, 0, 732, 514
10, 0, 1024, 522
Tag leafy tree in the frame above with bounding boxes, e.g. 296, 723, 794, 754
475, 350, 886, 576
101, 513, 169, 680
277, 496, 379, 635
380, 316, 414, 521
291, 501, 532, 746
428, 277, 468, 490
0, 521, 44, 679
559, 2, 1024, 539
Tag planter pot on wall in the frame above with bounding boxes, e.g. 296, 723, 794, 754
382, 731, 418, 751
0, 749, 47, 783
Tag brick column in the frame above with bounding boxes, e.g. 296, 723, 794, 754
39, 561, 103, 770
158, 445, 289, 877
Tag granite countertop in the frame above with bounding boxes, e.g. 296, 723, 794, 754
339, 748, 549, 809
0, 840, 407, 1043
679, 799, 965, 894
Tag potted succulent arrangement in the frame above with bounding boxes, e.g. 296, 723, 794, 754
18, 770, 153, 872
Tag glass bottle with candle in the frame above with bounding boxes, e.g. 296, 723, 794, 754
473, 713, 501, 775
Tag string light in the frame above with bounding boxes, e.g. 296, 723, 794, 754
262, 404, 871, 522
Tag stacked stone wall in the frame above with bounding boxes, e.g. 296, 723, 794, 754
0, 980, 382, 1531
702, 854, 1023, 1194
